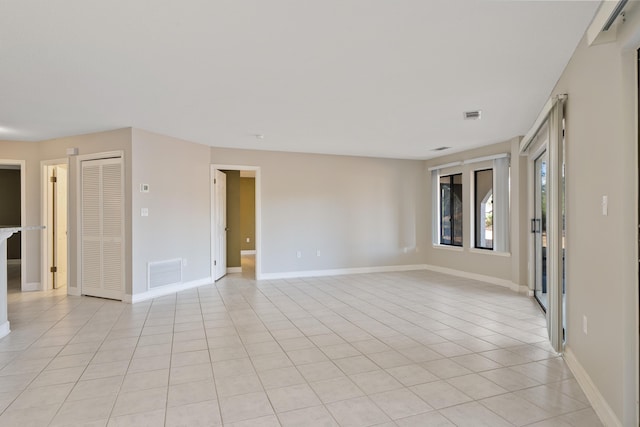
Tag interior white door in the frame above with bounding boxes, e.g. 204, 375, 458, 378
81, 158, 124, 300
55, 165, 68, 288
214, 170, 227, 281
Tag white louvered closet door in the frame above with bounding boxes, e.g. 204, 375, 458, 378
81, 158, 124, 300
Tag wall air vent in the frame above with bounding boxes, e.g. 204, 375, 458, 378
148, 258, 182, 289
464, 110, 482, 120
432, 146, 451, 151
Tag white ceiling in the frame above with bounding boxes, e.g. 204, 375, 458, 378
0, 1, 600, 159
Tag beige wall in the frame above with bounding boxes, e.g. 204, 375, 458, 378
424, 139, 526, 287
0, 169, 21, 259
550, 12, 640, 424
240, 177, 256, 251
210, 147, 428, 276
131, 129, 211, 294
224, 170, 241, 268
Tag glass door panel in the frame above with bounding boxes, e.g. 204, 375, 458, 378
534, 151, 548, 311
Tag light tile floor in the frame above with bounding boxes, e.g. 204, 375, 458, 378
0, 263, 602, 426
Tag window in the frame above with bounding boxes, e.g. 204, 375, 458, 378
474, 169, 493, 249
440, 173, 463, 246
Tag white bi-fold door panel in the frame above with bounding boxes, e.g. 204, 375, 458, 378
81, 157, 124, 300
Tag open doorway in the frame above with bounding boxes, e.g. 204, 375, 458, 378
41, 160, 69, 291
211, 165, 260, 280
0, 159, 25, 292
0, 164, 22, 292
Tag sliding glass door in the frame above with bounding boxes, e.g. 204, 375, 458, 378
534, 151, 548, 311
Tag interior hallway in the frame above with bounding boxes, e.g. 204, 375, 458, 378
0, 269, 601, 426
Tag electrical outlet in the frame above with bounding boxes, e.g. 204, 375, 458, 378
141, 208, 149, 217
316, 250, 321, 257
583, 315, 588, 335
601, 195, 608, 216
297, 251, 302, 259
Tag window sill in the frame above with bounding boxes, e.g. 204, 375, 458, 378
432, 244, 464, 252
469, 248, 511, 257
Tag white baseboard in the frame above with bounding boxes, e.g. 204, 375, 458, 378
241, 250, 256, 255
0, 321, 10, 339
7, 259, 20, 265
422, 264, 528, 293
227, 267, 242, 274
67, 286, 80, 296
125, 277, 213, 304
563, 347, 619, 427
258, 264, 428, 281
23, 282, 41, 292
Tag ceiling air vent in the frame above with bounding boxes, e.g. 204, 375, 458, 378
432, 146, 451, 152
463, 110, 482, 120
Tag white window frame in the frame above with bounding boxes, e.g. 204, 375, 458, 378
431, 164, 464, 250
467, 156, 510, 254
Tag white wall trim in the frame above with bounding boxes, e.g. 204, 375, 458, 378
423, 264, 527, 293
258, 264, 427, 281
23, 282, 41, 291
468, 248, 512, 257
432, 244, 464, 252
227, 267, 242, 274
241, 250, 256, 255
563, 347, 619, 427
67, 286, 80, 296
125, 276, 213, 304
0, 321, 10, 339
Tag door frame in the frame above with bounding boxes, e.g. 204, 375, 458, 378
41, 158, 69, 292
0, 159, 26, 291
210, 164, 261, 280
75, 151, 125, 298
527, 130, 549, 301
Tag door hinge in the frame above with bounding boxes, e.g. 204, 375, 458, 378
214, 179, 216, 184
50, 176, 57, 183
50, 266, 57, 273
214, 260, 217, 266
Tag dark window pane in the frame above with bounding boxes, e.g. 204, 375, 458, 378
440, 173, 462, 246
474, 169, 493, 249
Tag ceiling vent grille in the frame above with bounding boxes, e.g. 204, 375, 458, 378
432, 146, 451, 151
464, 110, 482, 120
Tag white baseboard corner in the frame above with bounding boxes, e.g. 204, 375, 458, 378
563, 347, 620, 427
422, 264, 526, 293
67, 286, 81, 296
127, 277, 213, 304
0, 321, 10, 339
23, 282, 41, 292
241, 250, 256, 255
258, 264, 427, 281
227, 267, 242, 274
